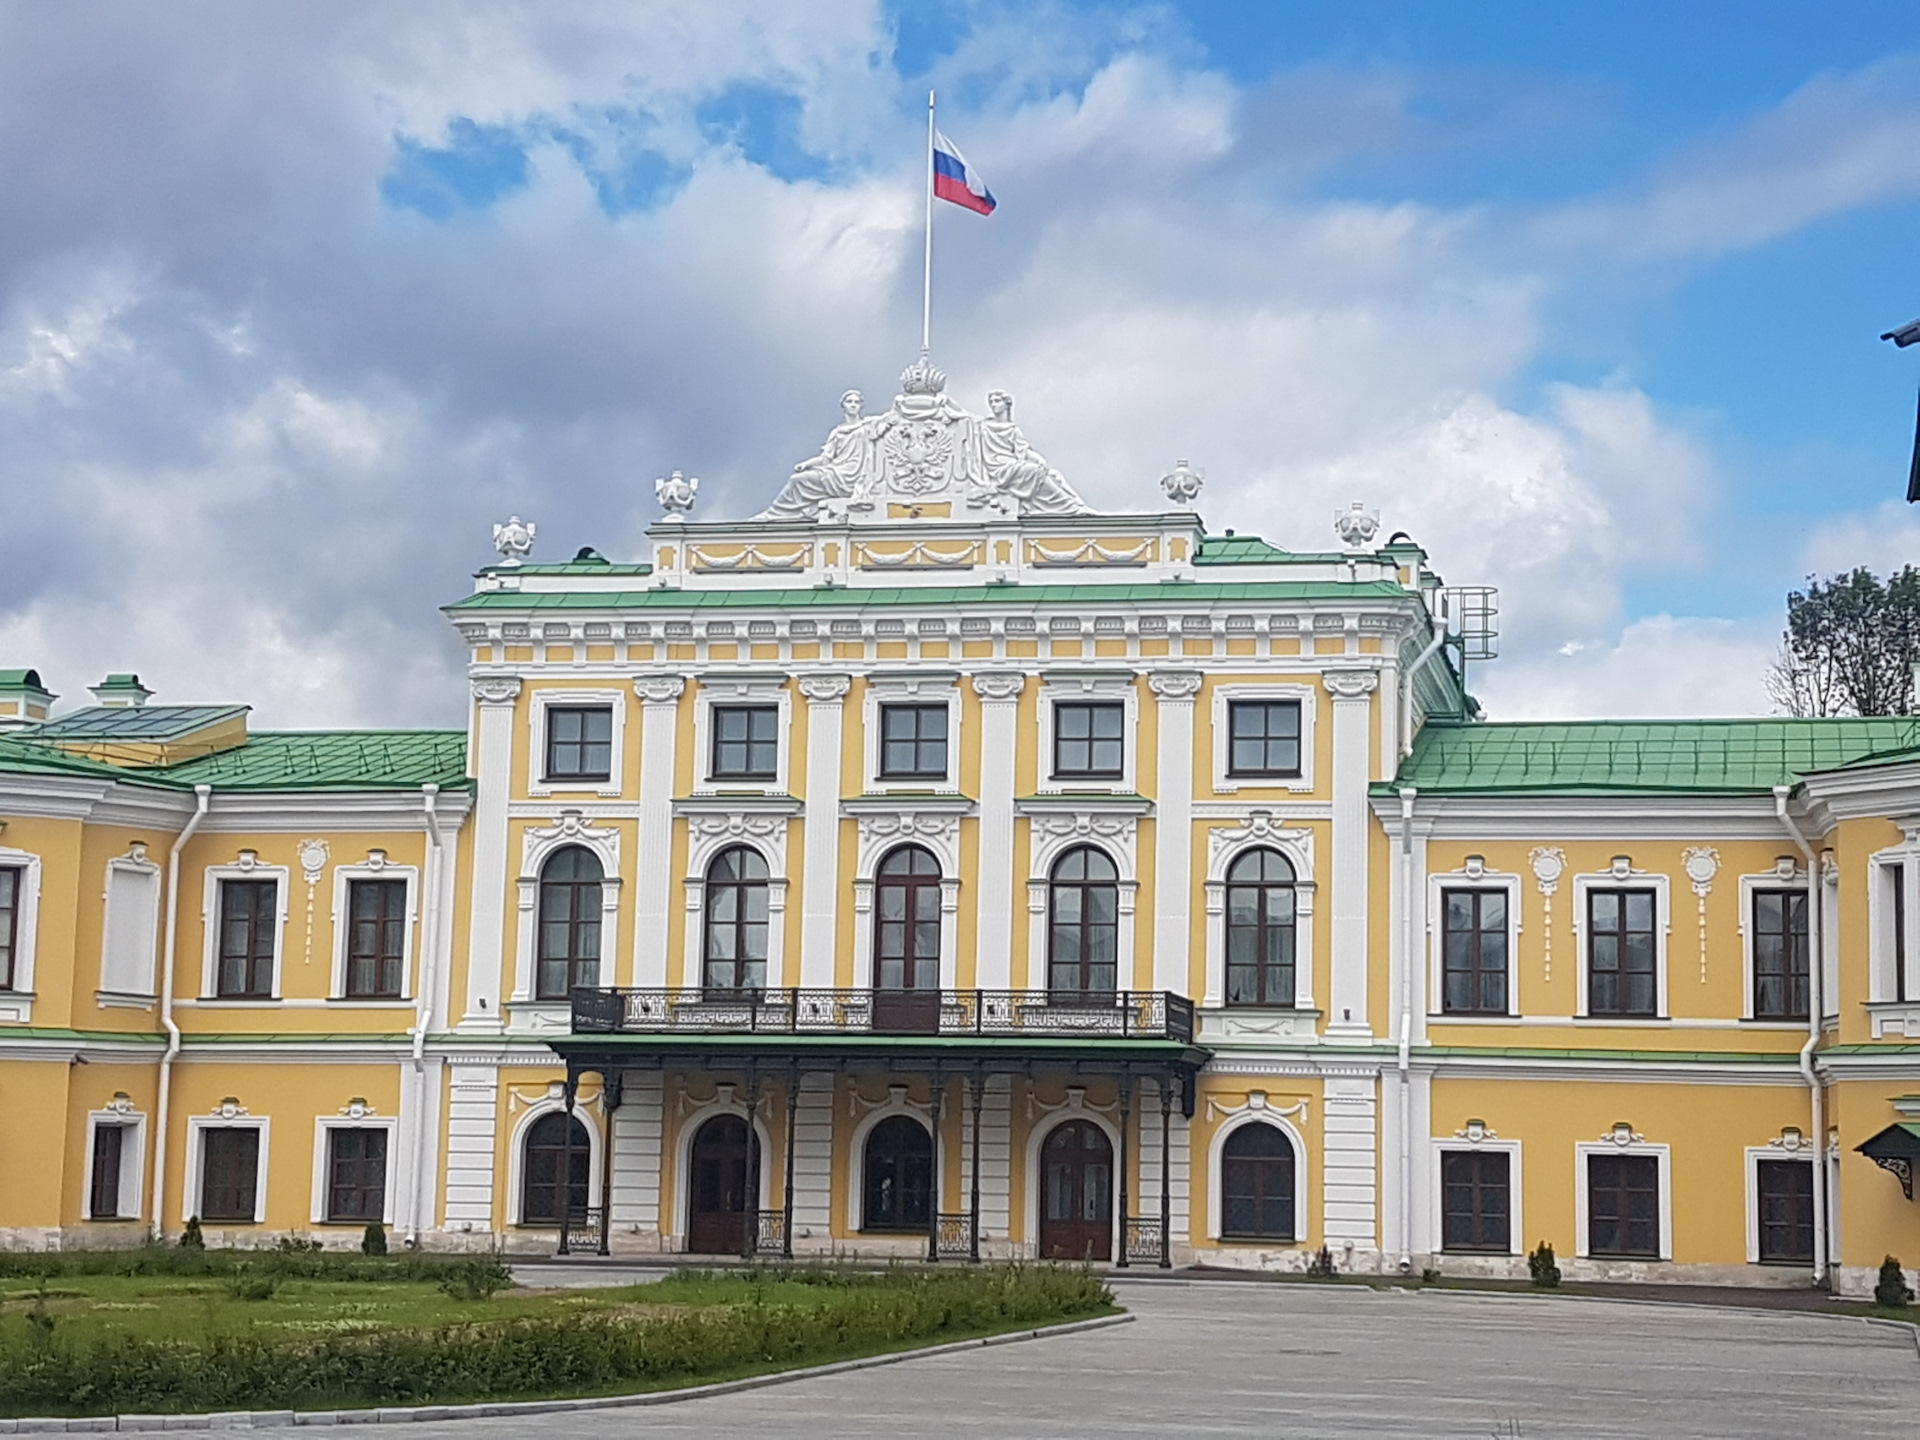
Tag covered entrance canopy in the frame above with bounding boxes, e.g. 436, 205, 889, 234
1858, 1123, 1920, 1200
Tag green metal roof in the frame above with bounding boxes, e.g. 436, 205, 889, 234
1195, 535, 1291, 564
1380, 717, 1920, 796
31, 704, 248, 740
0, 668, 49, 690
0, 732, 128, 781
448, 579, 1412, 612
148, 730, 469, 791
478, 562, 654, 577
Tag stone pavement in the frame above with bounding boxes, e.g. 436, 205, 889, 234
392, 1276, 1920, 1438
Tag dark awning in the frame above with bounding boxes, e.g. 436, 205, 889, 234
1857, 1123, 1920, 1199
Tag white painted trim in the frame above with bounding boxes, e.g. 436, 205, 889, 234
1735, 861, 1809, 1021
1205, 1110, 1308, 1243
0, 846, 44, 1020
1023, 1106, 1123, 1257
678, 807, 793, 991
1744, 1142, 1815, 1266
83, 1107, 148, 1221
1573, 1138, 1671, 1261
1037, 674, 1138, 795
329, 856, 421, 1000
527, 686, 627, 799
310, 1115, 400, 1225
1427, 864, 1522, 1019
504, 1098, 602, 1227
1428, 1136, 1523, 1257
670, 1100, 774, 1246
1868, 840, 1920, 1005
1202, 818, 1316, 1010
98, 848, 162, 998
692, 676, 792, 795
199, 857, 292, 999
862, 673, 963, 794
845, 1091, 934, 1233
185, 1115, 272, 1225
512, 816, 623, 1003
1570, 862, 1671, 1019
1209, 682, 1317, 795
848, 804, 967, 990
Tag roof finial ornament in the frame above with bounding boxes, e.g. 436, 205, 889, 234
1160, 458, 1203, 506
492, 514, 536, 567
654, 470, 699, 523
900, 354, 946, 396
1333, 501, 1380, 551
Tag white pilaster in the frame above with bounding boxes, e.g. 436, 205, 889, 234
972, 673, 1025, 990
791, 1071, 836, 1250
1137, 1076, 1192, 1255
631, 677, 685, 988
1325, 669, 1379, 1040
609, 1070, 664, 1245
1322, 1072, 1378, 1250
979, 1072, 1013, 1251
798, 675, 851, 989
462, 679, 520, 1030
1148, 672, 1201, 995
443, 1062, 500, 1232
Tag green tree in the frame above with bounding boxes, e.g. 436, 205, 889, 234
1767, 566, 1920, 717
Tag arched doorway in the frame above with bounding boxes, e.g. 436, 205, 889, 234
687, 1115, 757, 1254
1039, 1120, 1113, 1261
521, 1112, 591, 1225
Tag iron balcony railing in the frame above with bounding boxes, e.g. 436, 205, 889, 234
571, 988, 1195, 1045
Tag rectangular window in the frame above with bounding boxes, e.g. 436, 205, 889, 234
1886, 863, 1908, 1003
1440, 1150, 1510, 1252
1053, 702, 1124, 779
326, 1127, 388, 1223
199, 1127, 260, 1222
1587, 1153, 1659, 1257
544, 705, 613, 782
879, 703, 949, 779
0, 865, 17, 990
1756, 1158, 1814, 1264
1752, 889, 1810, 1021
216, 879, 279, 999
1441, 889, 1508, 1014
711, 705, 779, 779
1586, 889, 1657, 1017
1227, 700, 1302, 777
101, 862, 161, 994
345, 879, 408, 998
90, 1124, 124, 1219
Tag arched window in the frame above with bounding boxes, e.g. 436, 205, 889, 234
875, 846, 942, 991
1049, 847, 1119, 996
536, 846, 603, 999
1221, 1122, 1296, 1241
704, 847, 769, 994
862, 1114, 933, 1231
1225, 848, 1297, 1006
521, 1111, 591, 1224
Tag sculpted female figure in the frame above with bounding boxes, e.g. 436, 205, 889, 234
975, 390, 1089, 516
758, 389, 878, 520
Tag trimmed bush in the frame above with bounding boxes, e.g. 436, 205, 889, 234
1877, 1255, 1913, 1308
0, 1245, 494, 1285
436, 1254, 512, 1301
361, 1225, 388, 1257
1528, 1241, 1560, 1289
1305, 1246, 1337, 1278
178, 1218, 204, 1251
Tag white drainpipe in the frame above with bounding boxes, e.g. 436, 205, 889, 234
407, 784, 444, 1246
151, 783, 212, 1241
1774, 786, 1828, 1285
1397, 786, 1417, 1270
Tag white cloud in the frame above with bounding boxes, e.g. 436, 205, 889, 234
1475, 614, 1778, 720
1801, 497, 1920, 580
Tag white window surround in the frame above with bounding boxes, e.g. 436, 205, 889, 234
0, 846, 43, 1022
185, 1113, 272, 1226
1573, 1134, 1672, 1261
1209, 682, 1318, 795
844, 1088, 935, 1234
1020, 799, 1147, 994
199, 855, 292, 1000
845, 799, 970, 990
1022, 1103, 1123, 1255
692, 675, 793, 795
1868, 836, 1920, 1021
1429, 1131, 1524, 1257
330, 854, 420, 1001
504, 1098, 604, 1227
1744, 1135, 1815, 1265
512, 813, 622, 1005
1570, 859, 1672, 1020
862, 671, 962, 794
1735, 858, 1809, 1021
1037, 672, 1139, 796
670, 1097, 773, 1242
83, 1104, 149, 1222
676, 798, 798, 990
1204, 1108, 1310, 1244
527, 686, 627, 799
99, 845, 162, 999
1201, 814, 1316, 1010
1427, 859, 1522, 1020
310, 1114, 400, 1225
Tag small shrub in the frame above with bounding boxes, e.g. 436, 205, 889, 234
223, 1265, 282, 1302
1305, 1245, 1337, 1279
437, 1254, 513, 1302
1420, 1267, 1441, 1286
179, 1217, 205, 1251
24, 1284, 55, 1349
1877, 1255, 1913, 1308
1528, 1241, 1560, 1289
361, 1224, 388, 1257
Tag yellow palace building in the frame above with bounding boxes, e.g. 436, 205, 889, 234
5, 357, 1920, 1297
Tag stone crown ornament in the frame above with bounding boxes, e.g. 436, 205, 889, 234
492, 515, 535, 566
654, 470, 698, 522
1333, 501, 1379, 551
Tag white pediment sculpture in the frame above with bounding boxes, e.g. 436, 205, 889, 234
757, 357, 1091, 523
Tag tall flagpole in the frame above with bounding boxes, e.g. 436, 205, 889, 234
922, 89, 935, 360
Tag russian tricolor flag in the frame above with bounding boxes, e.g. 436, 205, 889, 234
932, 130, 995, 215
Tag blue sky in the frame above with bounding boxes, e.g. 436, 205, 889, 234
1, 2, 1917, 722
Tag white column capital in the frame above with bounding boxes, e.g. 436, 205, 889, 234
1323, 668, 1380, 701
634, 675, 686, 705
971, 671, 1027, 702
1147, 669, 1203, 701
798, 672, 853, 703
471, 677, 522, 706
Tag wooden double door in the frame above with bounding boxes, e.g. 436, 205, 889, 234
1039, 1120, 1113, 1262
687, 1115, 758, 1255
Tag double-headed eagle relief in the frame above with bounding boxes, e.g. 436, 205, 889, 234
758, 358, 1090, 522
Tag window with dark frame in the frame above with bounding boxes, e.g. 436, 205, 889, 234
0, 864, 18, 990
703, 846, 770, 994
711, 705, 780, 780
874, 846, 941, 991
1586, 888, 1657, 1017
1048, 846, 1119, 995
1756, 1158, 1814, 1264
1440, 1149, 1510, 1252
198, 1127, 260, 1222
520, 1112, 591, 1225
1442, 888, 1509, 1015
534, 846, 602, 1000
344, 878, 407, 999
862, 1115, 933, 1231
879, 703, 949, 779
1227, 700, 1302, 777
1752, 888, 1810, 1021
1052, 701, 1124, 779
543, 705, 613, 782
1587, 1152, 1659, 1257
90, 1124, 124, 1220
1224, 848, 1296, 1006
1892, 863, 1909, 1004
216, 878, 279, 999
1220, 1122, 1296, 1240
326, 1127, 388, 1223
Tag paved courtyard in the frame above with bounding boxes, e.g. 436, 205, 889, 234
405, 1275, 1917, 1439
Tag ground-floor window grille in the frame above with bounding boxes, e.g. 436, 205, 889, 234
1587, 1153, 1659, 1257
1441, 1149, 1510, 1252
326, 1127, 388, 1223
199, 1127, 260, 1222
1756, 1158, 1813, 1264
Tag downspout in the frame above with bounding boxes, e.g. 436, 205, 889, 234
1775, 785, 1828, 1286
408, 784, 443, 1247
1397, 787, 1417, 1271
151, 783, 212, 1241
1398, 599, 1451, 759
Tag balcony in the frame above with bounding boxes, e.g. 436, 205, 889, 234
570, 987, 1196, 1045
